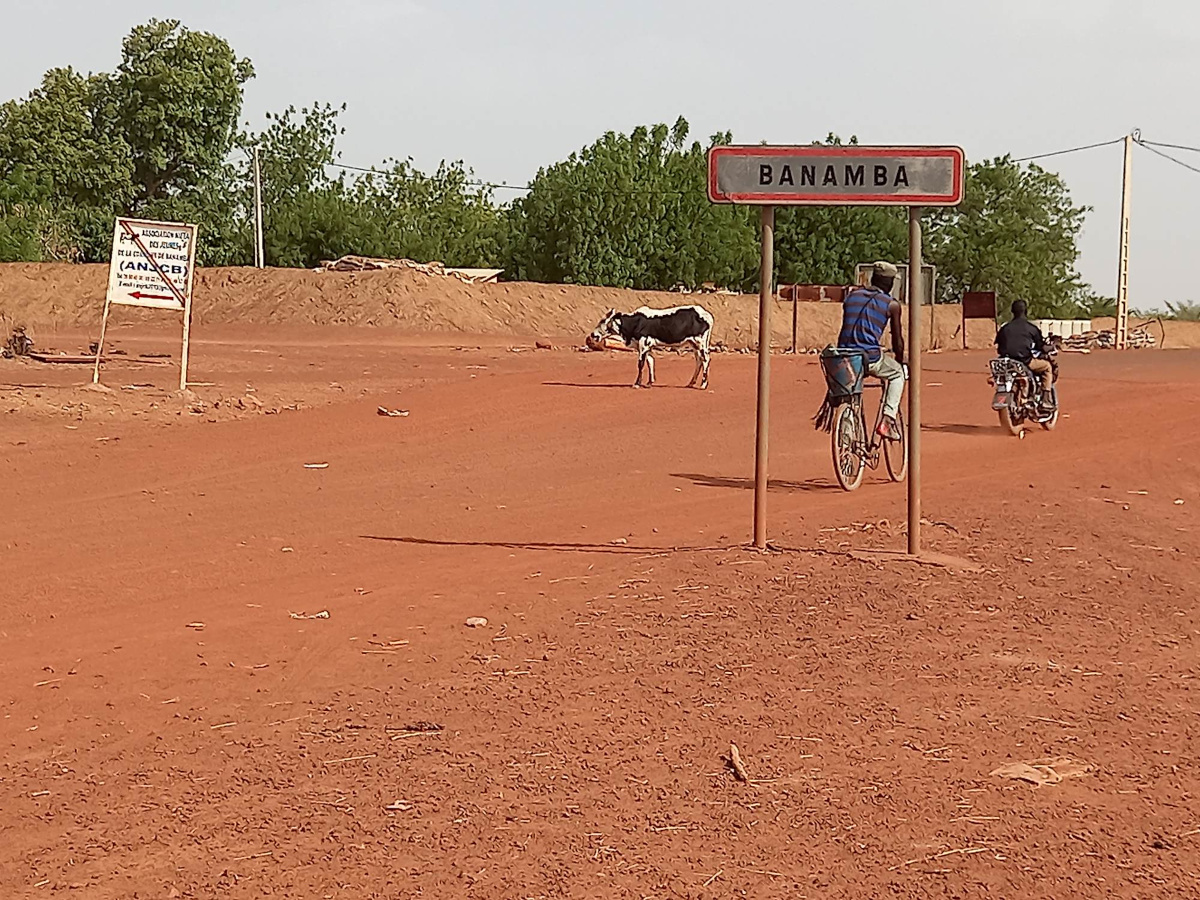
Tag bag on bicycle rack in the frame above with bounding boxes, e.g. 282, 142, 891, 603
819, 347, 867, 397
813, 346, 867, 432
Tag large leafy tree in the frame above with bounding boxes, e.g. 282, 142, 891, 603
507, 117, 758, 291
0, 20, 252, 263
925, 157, 1091, 317
245, 102, 506, 268
353, 160, 508, 268
92, 19, 253, 209
773, 136, 908, 286
0, 169, 47, 262
0, 67, 132, 210
0, 67, 132, 259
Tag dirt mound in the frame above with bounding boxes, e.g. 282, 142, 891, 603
11, 262, 1196, 350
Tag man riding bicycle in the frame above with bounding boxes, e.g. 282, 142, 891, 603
838, 261, 906, 440
995, 300, 1054, 411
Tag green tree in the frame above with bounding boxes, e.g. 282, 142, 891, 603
0, 67, 133, 259
774, 206, 909, 286
1165, 301, 1200, 321
0, 21, 253, 263
507, 117, 758, 290
1078, 293, 1116, 318
0, 169, 47, 262
925, 156, 1090, 317
92, 19, 253, 208
354, 159, 507, 266
244, 103, 358, 267
772, 136, 908, 286
245, 102, 508, 268
251, 103, 344, 207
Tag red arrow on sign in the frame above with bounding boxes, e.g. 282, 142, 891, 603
129, 291, 177, 302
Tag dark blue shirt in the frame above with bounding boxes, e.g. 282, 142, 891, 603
838, 287, 893, 363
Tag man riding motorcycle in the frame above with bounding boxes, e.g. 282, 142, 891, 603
995, 300, 1054, 412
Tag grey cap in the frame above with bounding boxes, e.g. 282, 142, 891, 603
873, 261, 900, 279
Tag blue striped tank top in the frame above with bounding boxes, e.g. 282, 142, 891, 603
837, 288, 892, 363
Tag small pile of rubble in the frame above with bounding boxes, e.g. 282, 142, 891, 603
316, 255, 501, 285
1063, 326, 1157, 351
2, 325, 34, 359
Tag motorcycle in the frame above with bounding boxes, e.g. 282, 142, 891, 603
988, 337, 1061, 436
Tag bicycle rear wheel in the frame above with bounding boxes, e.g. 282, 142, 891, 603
885, 409, 908, 482
832, 403, 866, 491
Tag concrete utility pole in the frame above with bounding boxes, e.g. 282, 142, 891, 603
1115, 132, 1133, 349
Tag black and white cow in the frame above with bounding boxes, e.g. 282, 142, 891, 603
589, 304, 714, 389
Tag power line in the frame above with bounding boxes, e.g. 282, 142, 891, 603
1140, 139, 1200, 155
325, 160, 531, 192
1012, 137, 1124, 163
1135, 139, 1200, 176
291, 137, 1135, 192
326, 161, 711, 196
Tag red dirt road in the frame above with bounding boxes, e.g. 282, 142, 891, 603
3, 331, 1200, 899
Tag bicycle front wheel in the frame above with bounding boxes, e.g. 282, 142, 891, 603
832, 403, 866, 491
885, 410, 908, 482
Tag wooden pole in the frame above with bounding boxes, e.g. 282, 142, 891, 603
907, 208, 923, 557
753, 205, 775, 550
92, 296, 112, 385
179, 226, 199, 392
179, 293, 193, 392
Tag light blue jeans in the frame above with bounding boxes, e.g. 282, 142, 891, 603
868, 354, 905, 420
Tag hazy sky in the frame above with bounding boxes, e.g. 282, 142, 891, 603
4, 0, 1197, 309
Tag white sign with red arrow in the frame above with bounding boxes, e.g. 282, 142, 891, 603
106, 218, 197, 310
95, 217, 200, 390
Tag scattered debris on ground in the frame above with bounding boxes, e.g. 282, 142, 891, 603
990, 757, 1094, 786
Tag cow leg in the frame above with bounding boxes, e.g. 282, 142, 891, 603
644, 339, 656, 387
686, 338, 703, 386
698, 333, 711, 389
635, 338, 651, 388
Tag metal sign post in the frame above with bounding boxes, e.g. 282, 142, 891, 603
754, 206, 775, 548
708, 145, 964, 552
907, 209, 923, 556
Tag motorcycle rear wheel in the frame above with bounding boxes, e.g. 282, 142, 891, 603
1039, 387, 1059, 431
999, 405, 1022, 437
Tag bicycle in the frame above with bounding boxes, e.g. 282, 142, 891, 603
830, 380, 908, 491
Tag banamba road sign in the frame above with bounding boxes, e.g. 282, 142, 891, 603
708, 145, 965, 206
107, 218, 197, 310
